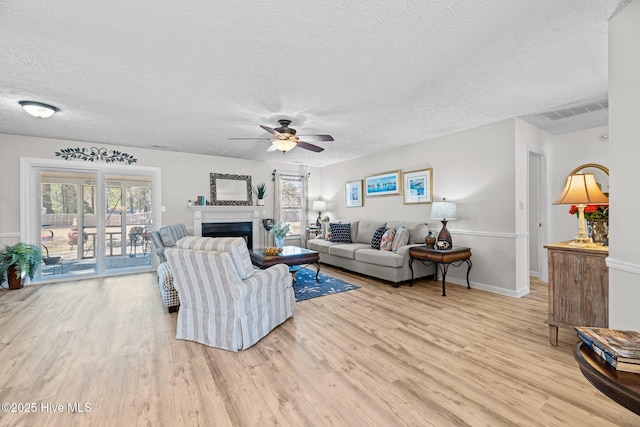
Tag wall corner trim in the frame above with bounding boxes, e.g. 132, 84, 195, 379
606, 257, 640, 275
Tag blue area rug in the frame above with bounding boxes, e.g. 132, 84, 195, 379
293, 268, 360, 301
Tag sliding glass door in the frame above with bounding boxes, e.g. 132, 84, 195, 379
40, 170, 98, 277
26, 159, 160, 282
104, 174, 153, 273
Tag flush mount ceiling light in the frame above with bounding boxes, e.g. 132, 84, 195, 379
18, 101, 59, 118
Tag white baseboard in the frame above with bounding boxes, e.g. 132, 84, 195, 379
445, 277, 530, 298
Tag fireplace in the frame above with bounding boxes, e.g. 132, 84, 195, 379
202, 222, 253, 249
190, 205, 262, 248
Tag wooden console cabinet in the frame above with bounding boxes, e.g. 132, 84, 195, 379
545, 242, 609, 346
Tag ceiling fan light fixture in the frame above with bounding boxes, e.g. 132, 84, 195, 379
19, 100, 58, 118
272, 139, 297, 153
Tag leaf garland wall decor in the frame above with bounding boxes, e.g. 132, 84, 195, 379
55, 147, 137, 164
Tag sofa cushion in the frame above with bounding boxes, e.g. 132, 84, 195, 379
355, 248, 404, 268
355, 221, 386, 244
328, 243, 370, 259
329, 223, 352, 243
371, 226, 386, 249
392, 227, 410, 252
386, 221, 429, 244
349, 221, 359, 242
380, 229, 395, 251
306, 238, 335, 254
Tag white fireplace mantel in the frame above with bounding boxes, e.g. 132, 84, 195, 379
189, 205, 262, 246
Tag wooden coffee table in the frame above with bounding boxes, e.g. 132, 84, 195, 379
250, 246, 320, 282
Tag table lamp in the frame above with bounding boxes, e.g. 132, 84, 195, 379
312, 200, 326, 227
554, 173, 608, 247
431, 198, 457, 249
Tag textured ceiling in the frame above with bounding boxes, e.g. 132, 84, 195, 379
0, 1, 630, 166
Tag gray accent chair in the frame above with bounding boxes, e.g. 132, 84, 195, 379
149, 223, 189, 263
165, 237, 295, 351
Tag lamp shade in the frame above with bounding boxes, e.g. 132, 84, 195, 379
431, 201, 457, 220
554, 173, 608, 205
312, 200, 327, 212
272, 139, 297, 152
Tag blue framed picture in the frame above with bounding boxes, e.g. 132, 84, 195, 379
345, 180, 364, 207
403, 168, 433, 204
365, 170, 401, 197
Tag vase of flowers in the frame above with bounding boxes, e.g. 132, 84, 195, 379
569, 204, 609, 243
269, 222, 290, 248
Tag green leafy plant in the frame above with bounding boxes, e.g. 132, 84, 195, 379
0, 242, 43, 283
269, 222, 290, 238
252, 182, 267, 199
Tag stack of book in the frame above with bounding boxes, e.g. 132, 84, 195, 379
575, 326, 640, 374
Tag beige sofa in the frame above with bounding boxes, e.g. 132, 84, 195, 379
306, 220, 435, 286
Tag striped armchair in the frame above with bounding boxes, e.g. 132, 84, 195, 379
165, 237, 296, 351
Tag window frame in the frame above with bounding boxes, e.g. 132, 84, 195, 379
276, 172, 306, 237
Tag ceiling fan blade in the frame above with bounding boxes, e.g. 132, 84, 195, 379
266, 144, 279, 152
297, 134, 334, 142
296, 140, 324, 152
260, 125, 286, 139
228, 137, 274, 140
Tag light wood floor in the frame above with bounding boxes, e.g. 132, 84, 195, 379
0, 267, 637, 426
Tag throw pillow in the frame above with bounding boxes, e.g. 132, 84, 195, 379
379, 229, 396, 251
159, 228, 176, 247
392, 226, 410, 252
329, 223, 352, 243
371, 226, 387, 250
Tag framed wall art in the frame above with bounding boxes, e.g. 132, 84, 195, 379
403, 168, 433, 204
364, 170, 401, 197
345, 180, 364, 207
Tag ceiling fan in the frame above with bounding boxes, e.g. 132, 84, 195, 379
229, 119, 334, 153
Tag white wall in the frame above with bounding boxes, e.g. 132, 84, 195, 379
0, 133, 299, 248
608, 0, 640, 330
317, 119, 526, 295
545, 125, 610, 244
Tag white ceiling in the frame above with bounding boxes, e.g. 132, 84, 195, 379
0, 1, 630, 167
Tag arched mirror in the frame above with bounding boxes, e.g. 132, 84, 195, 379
568, 163, 609, 244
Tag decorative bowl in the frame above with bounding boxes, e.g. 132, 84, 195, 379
263, 247, 283, 256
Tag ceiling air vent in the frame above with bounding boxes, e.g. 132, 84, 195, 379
540, 99, 609, 121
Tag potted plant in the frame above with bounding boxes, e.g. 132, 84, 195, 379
253, 182, 267, 206
0, 242, 42, 290
269, 222, 290, 248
